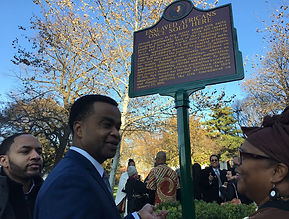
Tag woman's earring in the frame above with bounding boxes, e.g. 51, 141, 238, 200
269, 184, 281, 200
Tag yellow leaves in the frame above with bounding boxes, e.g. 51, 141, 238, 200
33, 0, 41, 5
45, 0, 51, 5
22, 0, 230, 171
192, 0, 218, 9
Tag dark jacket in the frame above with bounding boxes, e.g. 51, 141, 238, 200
0, 168, 43, 219
220, 178, 253, 204
125, 177, 150, 213
192, 163, 202, 200
200, 166, 227, 203
34, 149, 135, 219
220, 179, 238, 202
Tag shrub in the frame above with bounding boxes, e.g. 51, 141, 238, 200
157, 201, 183, 219
156, 200, 256, 219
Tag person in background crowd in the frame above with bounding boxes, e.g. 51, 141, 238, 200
125, 166, 150, 213
220, 170, 240, 204
0, 133, 43, 219
146, 151, 180, 204
225, 156, 253, 205
115, 159, 136, 215
229, 156, 241, 175
192, 163, 202, 200
200, 154, 227, 204
236, 107, 289, 218
220, 170, 253, 205
34, 94, 167, 219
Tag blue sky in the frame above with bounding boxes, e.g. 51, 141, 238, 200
0, 0, 285, 101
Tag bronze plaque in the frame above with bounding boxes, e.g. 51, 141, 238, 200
129, 1, 244, 97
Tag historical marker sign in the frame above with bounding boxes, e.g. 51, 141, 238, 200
129, 0, 244, 97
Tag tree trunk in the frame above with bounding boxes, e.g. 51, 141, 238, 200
109, 137, 123, 189
54, 128, 70, 166
109, 93, 130, 188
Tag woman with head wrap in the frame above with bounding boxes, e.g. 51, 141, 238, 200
125, 166, 150, 213
237, 107, 289, 218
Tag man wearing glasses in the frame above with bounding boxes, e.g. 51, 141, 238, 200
200, 154, 227, 203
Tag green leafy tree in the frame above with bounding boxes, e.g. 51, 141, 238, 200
0, 96, 68, 172
160, 115, 217, 167
202, 106, 244, 160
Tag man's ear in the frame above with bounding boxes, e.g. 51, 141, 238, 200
0, 155, 9, 168
73, 121, 83, 138
272, 163, 288, 183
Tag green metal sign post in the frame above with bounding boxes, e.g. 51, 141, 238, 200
175, 89, 195, 218
128, 0, 244, 218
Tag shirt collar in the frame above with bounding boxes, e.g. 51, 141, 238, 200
70, 146, 104, 177
24, 179, 35, 194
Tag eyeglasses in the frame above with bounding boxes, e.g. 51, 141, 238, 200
210, 159, 218, 162
238, 148, 273, 164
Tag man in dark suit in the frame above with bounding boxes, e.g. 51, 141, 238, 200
200, 154, 227, 204
34, 94, 167, 219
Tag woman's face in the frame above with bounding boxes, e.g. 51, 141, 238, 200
236, 141, 275, 205
226, 171, 233, 181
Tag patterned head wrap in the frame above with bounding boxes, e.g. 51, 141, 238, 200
241, 107, 289, 167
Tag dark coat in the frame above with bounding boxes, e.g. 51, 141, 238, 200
220, 179, 238, 202
200, 166, 227, 203
34, 149, 134, 219
0, 168, 43, 219
220, 178, 253, 204
125, 177, 150, 213
192, 163, 202, 200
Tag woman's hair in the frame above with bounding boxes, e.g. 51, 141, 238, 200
128, 159, 135, 166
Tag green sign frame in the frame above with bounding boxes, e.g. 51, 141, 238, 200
129, 1, 244, 98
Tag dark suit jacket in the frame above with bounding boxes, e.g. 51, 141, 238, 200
200, 166, 227, 203
0, 168, 43, 219
34, 149, 134, 219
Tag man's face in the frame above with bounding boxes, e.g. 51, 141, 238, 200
76, 102, 121, 164
210, 156, 219, 168
0, 134, 43, 181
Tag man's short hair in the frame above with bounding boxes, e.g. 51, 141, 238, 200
210, 154, 219, 161
156, 151, 166, 162
69, 94, 118, 135
0, 133, 28, 155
